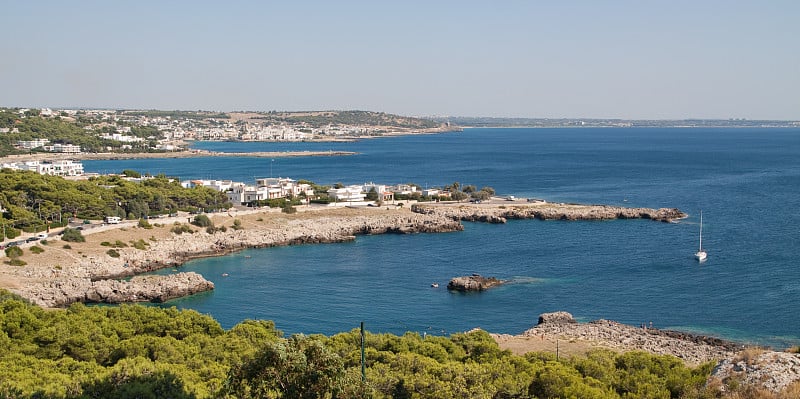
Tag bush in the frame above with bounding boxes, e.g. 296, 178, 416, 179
106, 249, 120, 258
5, 258, 26, 266
191, 214, 213, 228
5, 246, 23, 258
62, 244, 72, 249
61, 228, 85, 242
138, 218, 153, 229
170, 224, 195, 235
29, 246, 44, 254
232, 219, 243, 230
132, 239, 149, 250
206, 226, 227, 234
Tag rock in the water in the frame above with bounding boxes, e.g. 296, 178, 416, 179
538, 311, 577, 325
447, 275, 505, 291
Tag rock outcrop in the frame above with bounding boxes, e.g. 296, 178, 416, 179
523, 312, 739, 365
412, 202, 686, 223
447, 275, 505, 291
21, 272, 214, 307
538, 311, 577, 325
711, 351, 800, 393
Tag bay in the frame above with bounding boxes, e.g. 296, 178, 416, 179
84, 128, 800, 348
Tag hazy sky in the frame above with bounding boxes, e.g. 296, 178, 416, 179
2, 1, 798, 119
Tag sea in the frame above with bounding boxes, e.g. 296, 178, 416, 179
84, 127, 800, 348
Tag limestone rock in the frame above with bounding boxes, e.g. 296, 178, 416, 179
447, 275, 505, 291
538, 311, 576, 325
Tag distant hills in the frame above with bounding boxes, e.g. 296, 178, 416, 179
431, 116, 800, 128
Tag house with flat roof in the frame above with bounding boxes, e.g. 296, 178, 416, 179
327, 185, 366, 202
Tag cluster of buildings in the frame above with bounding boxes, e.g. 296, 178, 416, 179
15, 139, 82, 154
0, 160, 85, 176
183, 179, 445, 206
182, 177, 315, 205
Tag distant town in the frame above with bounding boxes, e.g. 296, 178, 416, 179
2, 107, 799, 161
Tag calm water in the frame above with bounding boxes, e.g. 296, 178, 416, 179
85, 128, 800, 348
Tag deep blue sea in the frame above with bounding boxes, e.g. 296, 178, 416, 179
84, 128, 800, 348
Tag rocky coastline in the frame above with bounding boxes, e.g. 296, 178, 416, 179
492, 312, 800, 393
4, 207, 463, 307
412, 201, 686, 223
3, 201, 684, 308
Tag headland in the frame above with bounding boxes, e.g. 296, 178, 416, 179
2, 200, 678, 308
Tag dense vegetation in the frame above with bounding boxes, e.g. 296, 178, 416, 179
1, 290, 795, 398
0, 170, 230, 240
0, 109, 167, 156
250, 110, 442, 130
121, 110, 230, 120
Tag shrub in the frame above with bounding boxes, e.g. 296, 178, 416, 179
232, 219, 243, 230
101, 241, 112, 247
206, 226, 228, 234
114, 240, 128, 248
282, 204, 297, 214
29, 246, 44, 254
192, 214, 213, 227
6, 258, 26, 266
132, 239, 149, 250
138, 218, 153, 229
61, 228, 86, 242
171, 224, 194, 235
106, 249, 120, 258
40, 239, 48, 245
62, 244, 72, 249
5, 246, 23, 258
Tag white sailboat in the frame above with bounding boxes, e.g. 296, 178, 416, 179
695, 211, 707, 262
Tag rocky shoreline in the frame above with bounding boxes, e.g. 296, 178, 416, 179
5, 201, 687, 308
5, 207, 463, 307
492, 312, 800, 393
3, 201, 683, 309
411, 201, 686, 223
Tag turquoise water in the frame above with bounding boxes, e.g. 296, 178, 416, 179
85, 128, 800, 348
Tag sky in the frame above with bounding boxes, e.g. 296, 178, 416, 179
1, 1, 798, 120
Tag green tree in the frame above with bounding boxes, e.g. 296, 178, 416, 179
366, 187, 379, 201
4, 246, 23, 259
222, 335, 347, 399
191, 214, 213, 228
61, 228, 85, 242
122, 169, 142, 178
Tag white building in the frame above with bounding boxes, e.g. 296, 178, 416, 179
184, 177, 314, 205
363, 182, 394, 202
327, 185, 366, 202
17, 138, 50, 149
42, 143, 82, 153
1, 160, 84, 176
